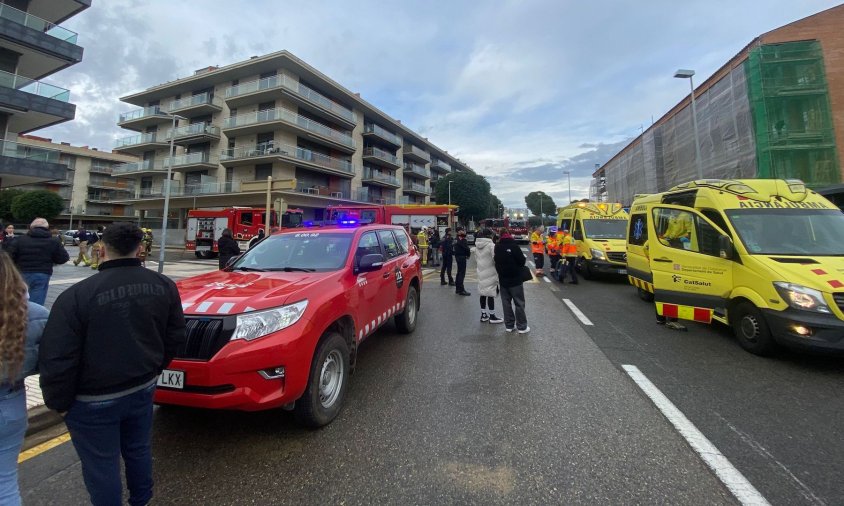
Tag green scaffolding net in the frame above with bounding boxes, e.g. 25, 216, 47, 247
745, 40, 840, 187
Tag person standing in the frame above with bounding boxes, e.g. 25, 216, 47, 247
530, 226, 545, 276
560, 227, 579, 284
440, 228, 454, 286
416, 227, 429, 266
546, 226, 561, 276
7, 218, 70, 305
248, 228, 265, 249
217, 228, 241, 269
0, 224, 15, 251
474, 228, 503, 323
89, 226, 104, 270
494, 227, 530, 333
72, 227, 91, 266
39, 222, 186, 506
453, 229, 471, 296
430, 229, 441, 267
0, 251, 48, 505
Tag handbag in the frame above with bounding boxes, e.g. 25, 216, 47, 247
520, 265, 533, 282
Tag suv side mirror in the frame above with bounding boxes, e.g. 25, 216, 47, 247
719, 235, 734, 260
357, 253, 385, 273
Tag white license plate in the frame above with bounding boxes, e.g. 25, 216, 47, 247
157, 370, 185, 389
618, 269, 627, 275
196, 246, 211, 252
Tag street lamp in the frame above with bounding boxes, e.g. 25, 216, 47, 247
563, 171, 572, 204
674, 69, 703, 179
537, 191, 545, 225
158, 112, 187, 273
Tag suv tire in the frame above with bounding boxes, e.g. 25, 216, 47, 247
295, 332, 350, 427
394, 285, 418, 334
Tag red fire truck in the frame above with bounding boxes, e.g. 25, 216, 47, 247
480, 217, 529, 242
326, 204, 458, 235
185, 207, 303, 258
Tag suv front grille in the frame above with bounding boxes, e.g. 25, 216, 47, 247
833, 293, 844, 314
177, 318, 232, 360
606, 251, 626, 264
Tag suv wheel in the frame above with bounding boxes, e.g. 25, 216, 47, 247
394, 285, 418, 334
295, 332, 349, 427
732, 302, 776, 356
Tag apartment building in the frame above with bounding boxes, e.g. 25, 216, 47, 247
592, 4, 844, 204
15, 134, 138, 227
112, 50, 472, 229
0, 0, 88, 188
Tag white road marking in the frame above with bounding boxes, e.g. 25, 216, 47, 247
543, 276, 551, 283
621, 365, 771, 506
563, 299, 593, 326
527, 261, 535, 268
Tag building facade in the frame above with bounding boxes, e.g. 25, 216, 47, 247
592, 4, 844, 205
113, 50, 472, 231
15, 134, 138, 228
0, 0, 88, 188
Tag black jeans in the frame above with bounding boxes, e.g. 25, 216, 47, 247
500, 284, 528, 330
480, 295, 495, 311
455, 256, 467, 292
440, 255, 453, 282
562, 256, 578, 283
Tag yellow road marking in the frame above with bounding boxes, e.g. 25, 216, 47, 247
18, 432, 71, 463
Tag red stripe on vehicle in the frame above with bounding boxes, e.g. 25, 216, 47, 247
662, 304, 679, 318
693, 308, 712, 323
828, 280, 844, 288
811, 269, 827, 275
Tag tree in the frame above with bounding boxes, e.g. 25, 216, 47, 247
524, 192, 557, 224
0, 188, 25, 222
11, 190, 64, 223
432, 171, 491, 225
487, 194, 503, 219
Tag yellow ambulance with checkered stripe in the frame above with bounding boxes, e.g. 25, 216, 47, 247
626, 179, 844, 355
556, 201, 629, 279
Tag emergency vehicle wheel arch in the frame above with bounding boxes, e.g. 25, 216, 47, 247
728, 287, 771, 313
294, 331, 351, 427
730, 301, 777, 356
395, 280, 420, 334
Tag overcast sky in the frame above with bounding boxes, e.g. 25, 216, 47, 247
38, 0, 841, 209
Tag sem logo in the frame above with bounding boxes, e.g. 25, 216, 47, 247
633, 219, 645, 241
672, 275, 682, 283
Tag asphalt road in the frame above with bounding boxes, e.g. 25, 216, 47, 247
19, 251, 841, 504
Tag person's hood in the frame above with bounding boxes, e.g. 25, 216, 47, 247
28, 227, 51, 238
475, 237, 494, 250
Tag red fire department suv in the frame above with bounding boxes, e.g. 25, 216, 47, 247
156, 222, 422, 426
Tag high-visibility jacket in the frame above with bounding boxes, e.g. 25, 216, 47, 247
546, 235, 560, 255
661, 213, 692, 241
417, 231, 429, 248
530, 231, 544, 254
562, 233, 577, 257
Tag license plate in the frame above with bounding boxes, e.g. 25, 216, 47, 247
196, 246, 211, 252
157, 370, 185, 389
618, 269, 627, 275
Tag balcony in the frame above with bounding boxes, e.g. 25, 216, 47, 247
137, 180, 183, 199
403, 183, 431, 196
220, 141, 356, 178
0, 70, 74, 133
0, 3, 82, 79
89, 162, 114, 175
0, 140, 66, 186
87, 189, 134, 203
363, 123, 402, 148
356, 188, 396, 205
362, 167, 400, 188
296, 183, 347, 199
224, 73, 356, 127
403, 162, 430, 179
165, 92, 223, 116
112, 159, 161, 176
403, 144, 431, 164
88, 179, 135, 192
117, 106, 172, 131
166, 123, 220, 145
113, 132, 169, 155
362, 146, 400, 169
430, 158, 452, 173
162, 151, 218, 171
222, 107, 355, 153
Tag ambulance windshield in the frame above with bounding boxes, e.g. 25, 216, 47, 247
582, 219, 627, 239
726, 209, 844, 256
232, 232, 353, 272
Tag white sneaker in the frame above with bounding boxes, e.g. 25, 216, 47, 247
488, 315, 504, 324
505, 327, 515, 332
517, 326, 531, 334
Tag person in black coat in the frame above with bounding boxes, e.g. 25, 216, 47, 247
453, 229, 471, 296
217, 228, 241, 269
7, 218, 69, 305
494, 227, 529, 333
440, 228, 454, 285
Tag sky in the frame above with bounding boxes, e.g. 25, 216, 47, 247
38, 0, 843, 210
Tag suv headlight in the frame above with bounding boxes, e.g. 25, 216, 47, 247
590, 248, 606, 260
773, 282, 830, 314
233, 300, 309, 341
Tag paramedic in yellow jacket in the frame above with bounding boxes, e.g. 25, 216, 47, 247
417, 227, 429, 265
530, 226, 545, 275
545, 226, 561, 275
659, 210, 692, 248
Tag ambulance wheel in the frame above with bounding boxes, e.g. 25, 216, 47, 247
395, 285, 418, 334
732, 302, 776, 356
638, 288, 654, 302
580, 258, 595, 280
295, 332, 349, 427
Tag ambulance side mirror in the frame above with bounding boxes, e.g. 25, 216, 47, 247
719, 235, 734, 260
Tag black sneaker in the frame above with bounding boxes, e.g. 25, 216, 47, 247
440, 280, 447, 285
448, 281, 455, 286
480, 313, 489, 322
458, 291, 471, 296
488, 315, 504, 324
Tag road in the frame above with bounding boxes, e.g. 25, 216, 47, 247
18, 248, 843, 504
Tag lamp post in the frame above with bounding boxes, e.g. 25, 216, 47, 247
447, 180, 453, 230
157, 113, 186, 273
674, 69, 703, 179
563, 171, 572, 204
537, 191, 545, 226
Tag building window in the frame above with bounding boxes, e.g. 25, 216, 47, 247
255, 164, 272, 181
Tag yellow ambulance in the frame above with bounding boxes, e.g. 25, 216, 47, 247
626, 179, 844, 355
556, 202, 629, 278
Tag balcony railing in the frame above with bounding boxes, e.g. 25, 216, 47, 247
1, 140, 61, 162
220, 142, 355, 175
403, 162, 429, 178
362, 167, 399, 186
224, 73, 355, 122
88, 179, 135, 191
296, 183, 347, 199
113, 159, 157, 175
404, 144, 431, 162
355, 189, 396, 205
166, 123, 220, 139
0, 70, 70, 102
114, 132, 164, 149
166, 92, 220, 112
89, 163, 114, 174
223, 107, 354, 148
430, 158, 452, 172
163, 152, 216, 168
0, 4, 79, 44
363, 146, 399, 166
364, 123, 402, 146
119, 106, 166, 123
404, 183, 431, 195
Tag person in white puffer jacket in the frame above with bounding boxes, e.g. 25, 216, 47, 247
473, 228, 503, 323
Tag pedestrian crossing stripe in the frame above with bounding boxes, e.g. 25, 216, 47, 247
656, 302, 713, 323
628, 275, 654, 293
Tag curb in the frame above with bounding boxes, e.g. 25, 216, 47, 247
26, 405, 63, 437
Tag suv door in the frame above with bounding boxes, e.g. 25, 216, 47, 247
376, 228, 405, 318
353, 230, 385, 340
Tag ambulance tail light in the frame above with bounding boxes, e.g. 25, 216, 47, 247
773, 282, 830, 314
233, 300, 309, 341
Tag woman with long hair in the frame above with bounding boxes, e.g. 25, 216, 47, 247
0, 250, 48, 504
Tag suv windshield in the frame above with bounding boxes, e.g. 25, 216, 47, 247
582, 219, 627, 239
726, 208, 844, 256
231, 232, 353, 272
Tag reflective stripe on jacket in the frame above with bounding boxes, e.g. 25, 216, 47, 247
530, 232, 544, 254
562, 234, 577, 256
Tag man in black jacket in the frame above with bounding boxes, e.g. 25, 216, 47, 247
454, 229, 472, 296
39, 222, 185, 506
440, 228, 454, 286
7, 218, 69, 305
494, 228, 530, 333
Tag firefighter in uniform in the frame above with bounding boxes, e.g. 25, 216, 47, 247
416, 227, 429, 265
